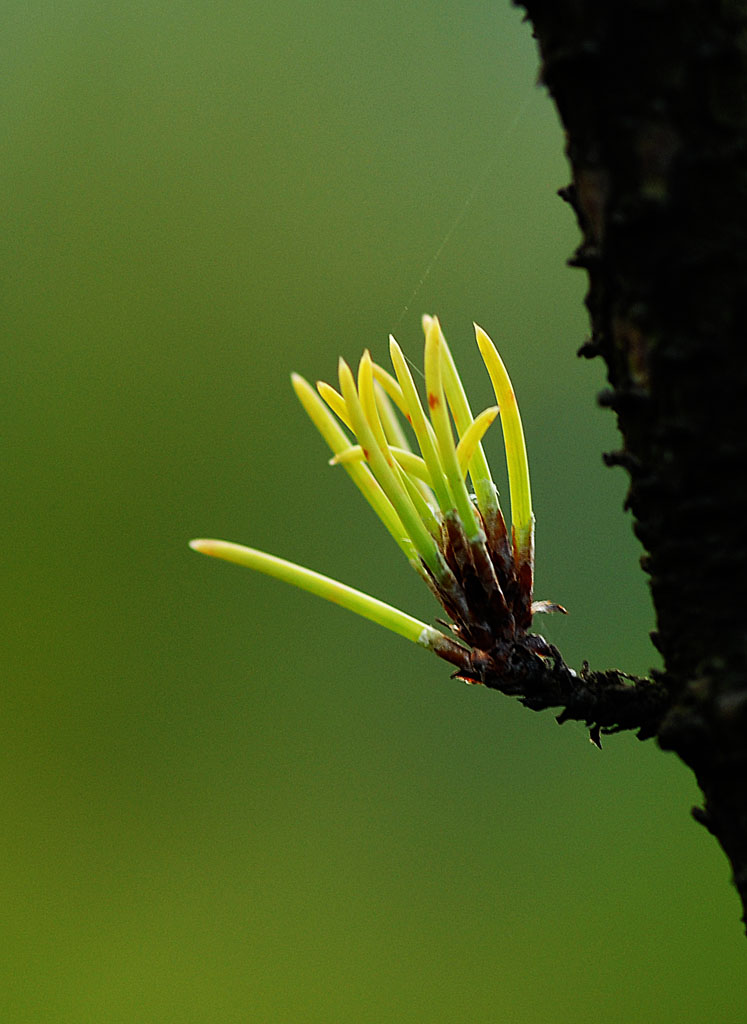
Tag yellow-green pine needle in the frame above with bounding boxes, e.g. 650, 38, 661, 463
474, 324, 534, 557
374, 379, 411, 451
372, 375, 436, 506
189, 539, 453, 650
392, 449, 433, 487
357, 350, 392, 456
338, 357, 446, 579
292, 373, 417, 566
424, 318, 482, 540
331, 444, 439, 539
388, 336, 453, 515
328, 444, 365, 467
423, 314, 500, 525
331, 445, 433, 487
316, 380, 352, 430
358, 351, 438, 511
318, 375, 433, 505
371, 362, 410, 419
456, 406, 499, 477
398, 466, 442, 539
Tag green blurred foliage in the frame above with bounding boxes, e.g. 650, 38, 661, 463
3, 2, 745, 1021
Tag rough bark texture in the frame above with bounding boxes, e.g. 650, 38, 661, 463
511, 0, 747, 928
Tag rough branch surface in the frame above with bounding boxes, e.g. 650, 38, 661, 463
509, 0, 747, 928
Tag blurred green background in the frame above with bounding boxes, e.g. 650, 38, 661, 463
4, 2, 745, 1021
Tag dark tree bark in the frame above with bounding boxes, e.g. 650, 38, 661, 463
509, 0, 747, 930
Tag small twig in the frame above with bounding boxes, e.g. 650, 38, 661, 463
443, 637, 670, 744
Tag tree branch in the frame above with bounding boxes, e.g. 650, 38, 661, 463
453, 638, 669, 745
510, 0, 747, 929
